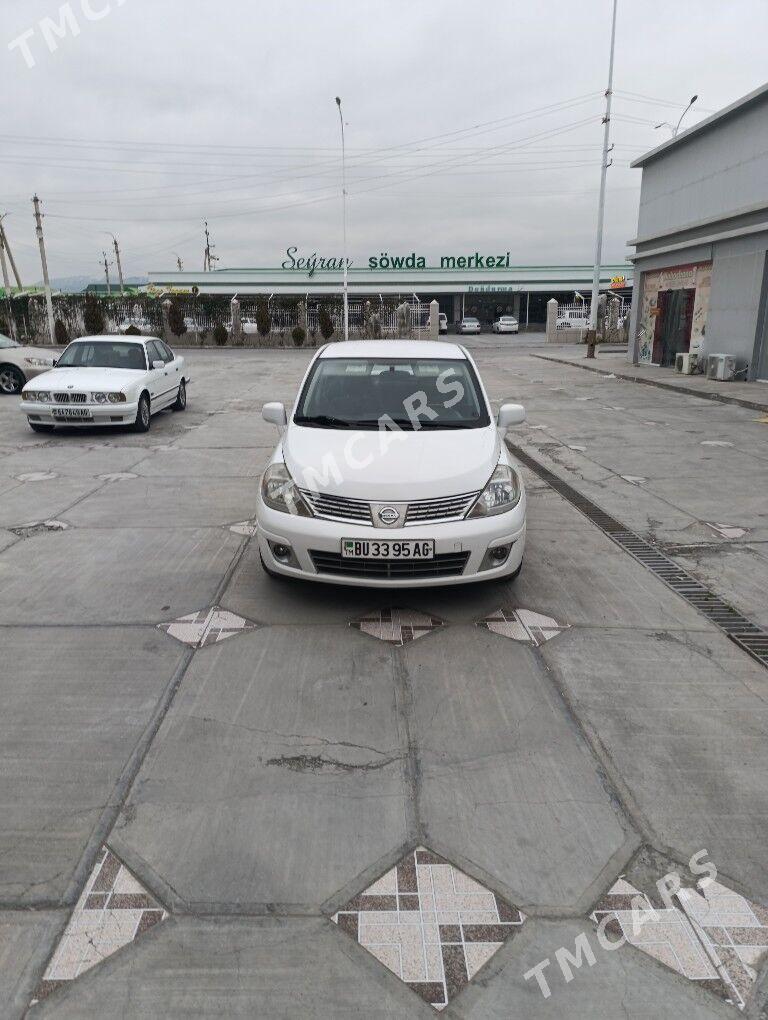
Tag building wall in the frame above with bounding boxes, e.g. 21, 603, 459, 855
636, 96, 768, 242
706, 231, 768, 371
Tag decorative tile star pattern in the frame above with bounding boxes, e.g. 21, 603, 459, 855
478, 607, 568, 646
333, 847, 525, 1011
621, 475, 647, 485
98, 472, 138, 481
33, 847, 166, 1004
591, 877, 768, 1011
229, 520, 258, 536
350, 608, 445, 646
158, 606, 257, 647
14, 471, 57, 481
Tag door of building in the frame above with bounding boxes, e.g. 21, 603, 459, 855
652, 288, 695, 366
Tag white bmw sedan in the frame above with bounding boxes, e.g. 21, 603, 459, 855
256, 340, 526, 587
20, 335, 189, 433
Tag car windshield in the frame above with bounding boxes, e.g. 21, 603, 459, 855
294, 357, 490, 430
0, 333, 20, 349
464, 318, 479, 323
56, 341, 147, 370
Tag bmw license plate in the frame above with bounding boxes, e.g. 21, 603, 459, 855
342, 539, 434, 560
52, 408, 91, 419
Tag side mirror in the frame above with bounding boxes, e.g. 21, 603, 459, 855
152, 359, 164, 369
262, 401, 287, 427
51, 358, 58, 366
497, 403, 526, 429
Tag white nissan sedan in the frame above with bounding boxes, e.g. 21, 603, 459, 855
256, 340, 526, 587
20, 335, 188, 433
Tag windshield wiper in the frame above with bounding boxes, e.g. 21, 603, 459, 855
294, 414, 353, 428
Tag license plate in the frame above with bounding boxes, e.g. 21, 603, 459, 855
342, 539, 434, 560
52, 408, 92, 419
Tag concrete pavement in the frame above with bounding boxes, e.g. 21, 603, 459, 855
1, 345, 766, 1018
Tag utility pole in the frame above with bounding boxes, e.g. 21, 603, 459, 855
111, 234, 125, 295
102, 251, 112, 296
0, 216, 23, 289
335, 97, 349, 341
32, 194, 55, 344
203, 221, 219, 272
0, 217, 17, 339
588, 0, 618, 333
173, 252, 184, 272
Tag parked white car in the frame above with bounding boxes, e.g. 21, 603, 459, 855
492, 315, 519, 334
427, 312, 448, 335
0, 333, 57, 394
20, 335, 189, 433
456, 317, 481, 335
256, 340, 526, 587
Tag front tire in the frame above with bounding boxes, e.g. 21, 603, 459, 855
171, 379, 186, 411
0, 364, 25, 394
133, 393, 151, 432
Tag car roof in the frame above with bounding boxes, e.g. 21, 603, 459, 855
70, 334, 157, 344
317, 340, 467, 359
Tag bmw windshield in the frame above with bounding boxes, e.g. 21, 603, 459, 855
56, 341, 147, 370
294, 357, 490, 430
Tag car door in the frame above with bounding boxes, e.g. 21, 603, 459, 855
145, 340, 172, 408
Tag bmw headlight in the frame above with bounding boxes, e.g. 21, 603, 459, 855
23, 390, 38, 401
107, 392, 126, 404
92, 392, 108, 404
260, 463, 312, 516
24, 357, 54, 367
35, 391, 52, 403
467, 463, 521, 518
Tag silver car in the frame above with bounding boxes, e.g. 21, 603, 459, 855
0, 333, 56, 394
456, 317, 481, 335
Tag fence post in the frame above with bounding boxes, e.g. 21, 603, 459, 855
429, 300, 440, 341
606, 296, 619, 343
230, 296, 241, 346
161, 298, 172, 344
546, 298, 558, 342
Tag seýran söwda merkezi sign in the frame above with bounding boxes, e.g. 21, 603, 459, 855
282, 246, 514, 277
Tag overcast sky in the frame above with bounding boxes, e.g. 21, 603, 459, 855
2, 0, 766, 285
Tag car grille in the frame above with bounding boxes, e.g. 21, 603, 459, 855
53, 392, 87, 404
300, 490, 479, 526
300, 490, 372, 524
309, 550, 470, 580
404, 492, 478, 524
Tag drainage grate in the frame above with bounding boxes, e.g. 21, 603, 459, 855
508, 442, 768, 670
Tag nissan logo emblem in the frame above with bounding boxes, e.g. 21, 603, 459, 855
378, 506, 399, 525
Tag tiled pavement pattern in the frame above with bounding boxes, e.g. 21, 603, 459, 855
591, 876, 768, 1011
350, 607, 445, 645
333, 847, 525, 1011
706, 522, 748, 539
157, 605, 257, 647
33, 847, 166, 1004
478, 606, 568, 646
229, 519, 259, 536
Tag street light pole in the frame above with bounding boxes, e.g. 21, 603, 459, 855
335, 96, 349, 341
589, 0, 618, 332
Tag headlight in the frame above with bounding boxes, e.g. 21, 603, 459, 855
92, 392, 108, 404
467, 463, 521, 518
35, 391, 52, 403
107, 392, 126, 403
24, 357, 53, 367
260, 463, 312, 516
23, 390, 38, 401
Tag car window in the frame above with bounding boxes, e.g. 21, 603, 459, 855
0, 333, 20, 349
158, 341, 174, 361
55, 341, 147, 370
294, 357, 490, 430
146, 341, 163, 364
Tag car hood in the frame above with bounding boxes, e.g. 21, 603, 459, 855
26, 367, 142, 391
7, 346, 55, 362
282, 424, 500, 500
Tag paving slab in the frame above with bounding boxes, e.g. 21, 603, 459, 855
133, 446, 267, 478
0, 527, 242, 625
541, 626, 768, 902
112, 626, 409, 909
406, 626, 630, 911
32, 916, 417, 1019
0, 446, 145, 480
452, 918, 731, 1019
0, 910, 67, 1020
63, 476, 259, 529
0, 477, 101, 529
0, 627, 182, 906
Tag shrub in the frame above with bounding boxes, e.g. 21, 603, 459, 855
213, 323, 228, 346
54, 318, 69, 345
291, 325, 306, 347
319, 305, 334, 340
83, 294, 105, 335
124, 324, 141, 336
168, 300, 186, 337
255, 299, 271, 337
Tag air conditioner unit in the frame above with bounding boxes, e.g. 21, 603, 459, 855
675, 352, 697, 375
707, 354, 746, 381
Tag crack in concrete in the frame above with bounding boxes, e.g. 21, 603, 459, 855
263, 752, 403, 774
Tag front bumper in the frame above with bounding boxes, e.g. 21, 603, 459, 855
21, 399, 138, 427
256, 492, 526, 587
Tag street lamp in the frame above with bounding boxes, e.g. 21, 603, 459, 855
655, 95, 698, 137
335, 96, 349, 341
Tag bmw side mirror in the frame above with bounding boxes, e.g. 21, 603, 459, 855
497, 403, 526, 429
262, 401, 287, 427
152, 359, 164, 369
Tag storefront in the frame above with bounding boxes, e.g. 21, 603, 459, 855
636, 261, 712, 366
